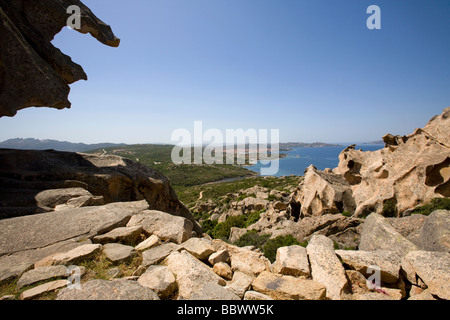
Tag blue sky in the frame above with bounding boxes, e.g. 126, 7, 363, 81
1, 0, 449, 144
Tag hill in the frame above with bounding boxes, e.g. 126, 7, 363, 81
86, 144, 257, 187
0, 138, 125, 152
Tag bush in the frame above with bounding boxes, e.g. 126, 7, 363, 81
234, 230, 271, 248
244, 210, 263, 228
411, 198, 450, 216
382, 199, 397, 217
212, 215, 247, 240
210, 210, 264, 240
262, 235, 301, 263
201, 219, 218, 237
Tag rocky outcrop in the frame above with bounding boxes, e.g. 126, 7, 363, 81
289, 107, 450, 218
0, 0, 120, 117
290, 165, 356, 218
0, 149, 200, 234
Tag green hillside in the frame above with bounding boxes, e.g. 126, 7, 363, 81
86, 144, 257, 187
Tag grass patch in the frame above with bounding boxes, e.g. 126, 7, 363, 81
410, 198, 450, 216
0, 278, 18, 299
342, 211, 353, 217
79, 251, 143, 282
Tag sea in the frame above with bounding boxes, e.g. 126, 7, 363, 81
248, 144, 385, 177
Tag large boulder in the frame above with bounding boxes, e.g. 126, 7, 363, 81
401, 251, 450, 300
252, 271, 326, 300
0, 149, 200, 235
418, 210, 450, 252
359, 213, 419, 257
335, 250, 401, 284
56, 279, 160, 300
0, 0, 120, 118
289, 165, 356, 219
127, 210, 193, 244
306, 235, 348, 300
273, 245, 310, 277
163, 250, 239, 300
138, 265, 177, 299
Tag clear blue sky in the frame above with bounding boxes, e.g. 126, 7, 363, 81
1, 0, 449, 144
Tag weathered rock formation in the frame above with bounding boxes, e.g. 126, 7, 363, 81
0, 149, 199, 233
0, 0, 120, 117
290, 107, 450, 218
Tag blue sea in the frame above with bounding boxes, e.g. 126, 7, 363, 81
249, 144, 385, 177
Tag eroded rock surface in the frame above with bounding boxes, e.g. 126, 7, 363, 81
0, 0, 120, 117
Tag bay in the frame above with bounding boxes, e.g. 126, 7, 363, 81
249, 144, 385, 177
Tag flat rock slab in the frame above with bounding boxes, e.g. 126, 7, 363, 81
56, 279, 160, 300
21, 279, 70, 300
103, 243, 136, 264
127, 210, 193, 244
142, 243, 180, 267
306, 235, 348, 300
0, 200, 149, 256
0, 239, 87, 282
180, 237, 215, 260
252, 271, 326, 300
244, 291, 273, 300
34, 188, 93, 210
93, 226, 143, 245
35, 244, 102, 267
16, 265, 68, 290
401, 250, 450, 300
189, 282, 241, 300
335, 250, 401, 284
225, 271, 254, 299
208, 249, 230, 266
135, 235, 160, 251
138, 265, 177, 299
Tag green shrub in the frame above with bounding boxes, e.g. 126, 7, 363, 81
267, 194, 277, 202
262, 235, 301, 263
213, 215, 247, 240
382, 199, 397, 217
210, 210, 265, 240
201, 219, 218, 237
234, 230, 271, 248
411, 198, 450, 216
244, 210, 263, 228
342, 211, 352, 217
